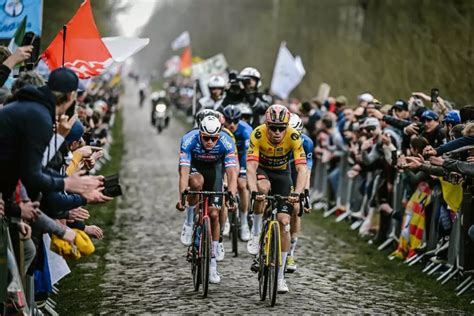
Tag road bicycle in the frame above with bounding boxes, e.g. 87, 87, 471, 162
251, 194, 303, 307
182, 190, 228, 298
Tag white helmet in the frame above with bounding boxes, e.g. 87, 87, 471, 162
289, 113, 303, 133
199, 115, 222, 136
208, 75, 226, 89
240, 67, 261, 87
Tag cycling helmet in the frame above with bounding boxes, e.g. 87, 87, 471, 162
223, 105, 242, 120
195, 109, 218, 125
289, 113, 303, 133
443, 110, 461, 125
208, 75, 226, 89
265, 104, 290, 125
200, 115, 222, 136
240, 67, 261, 87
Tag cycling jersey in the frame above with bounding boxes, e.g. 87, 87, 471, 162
179, 129, 237, 168
233, 120, 253, 169
247, 124, 306, 171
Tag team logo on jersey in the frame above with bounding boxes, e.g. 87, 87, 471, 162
290, 133, 299, 141
255, 130, 262, 139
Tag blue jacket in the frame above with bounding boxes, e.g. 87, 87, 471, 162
0, 85, 65, 204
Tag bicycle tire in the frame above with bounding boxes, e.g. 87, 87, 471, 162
268, 222, 280, 307
201, 217, 212, 298
230, 211, 238, 257
258, 222, 268, 301
192, 228, 200, 292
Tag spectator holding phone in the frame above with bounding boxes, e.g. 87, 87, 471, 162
0, 67, 101, 218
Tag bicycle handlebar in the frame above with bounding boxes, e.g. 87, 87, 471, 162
250, 193, 305, 217
181, 190, 229, 206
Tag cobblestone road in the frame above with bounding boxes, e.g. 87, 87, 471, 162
98, 84, 461, 314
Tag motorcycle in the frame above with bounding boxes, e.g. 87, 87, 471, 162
153, 102, 170, 133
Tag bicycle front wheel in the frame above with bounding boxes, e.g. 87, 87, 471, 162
258, 223, 268, 301
230, 211, 239, 257
201, 217, 212, 298
268, 222, 280, 307
192, 228, 200, 292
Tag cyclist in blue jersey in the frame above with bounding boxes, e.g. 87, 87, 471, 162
176, 115, 238, 283
287, 113, 314, 273
222, 105, 253, 241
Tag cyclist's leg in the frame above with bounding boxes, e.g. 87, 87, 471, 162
238, 173, 250, 240
289, 167, 300, 269
247, 167, 269, 254
207, 163, 224, 281
268, 169, 293, 287
180, 171, 203, 246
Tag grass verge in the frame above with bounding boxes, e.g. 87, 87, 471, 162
56, 109, 123, 315
309, 211, 473, 311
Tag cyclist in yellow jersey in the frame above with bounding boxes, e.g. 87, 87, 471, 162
246, 104, 308, 294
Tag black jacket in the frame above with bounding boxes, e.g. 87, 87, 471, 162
0, 85, 65, 204
0, 64, 11, 87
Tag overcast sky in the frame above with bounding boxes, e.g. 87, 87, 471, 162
116, 0, 159, 36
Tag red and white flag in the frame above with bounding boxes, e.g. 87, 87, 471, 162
42, 0, 149, 79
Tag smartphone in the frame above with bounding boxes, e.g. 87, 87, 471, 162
65, 100, 76, 119
103, 174, 120, 188
431, 88, 439, 103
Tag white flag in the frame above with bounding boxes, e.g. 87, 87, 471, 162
163, 55, 181, 78
171, 31, 190, 50
270, 43, 305, 99
102, 37, 150, 62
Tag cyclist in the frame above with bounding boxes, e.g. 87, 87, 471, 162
198, 75, 226, 111
246, 104, 307, 293
187, 109, 238, 261
222, 104, 253, 241
287, 113, 313, 273
176, 115, 238, 283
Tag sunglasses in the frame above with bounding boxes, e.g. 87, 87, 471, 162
225, 118, 239, 125
202, 135, 219, 142
268, 125, 287, 133
364, 126, 376, 133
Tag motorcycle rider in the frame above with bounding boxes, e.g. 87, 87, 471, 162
150, 90, 170, 126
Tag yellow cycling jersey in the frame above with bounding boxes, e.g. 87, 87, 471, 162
247, 124, 306, 170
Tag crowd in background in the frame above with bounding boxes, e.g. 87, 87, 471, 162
166, 70, 474, 303
0, 45, 122, 314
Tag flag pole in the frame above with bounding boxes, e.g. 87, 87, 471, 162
62, 25, 67, 67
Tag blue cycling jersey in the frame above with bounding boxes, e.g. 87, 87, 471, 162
233, 121, 253, 169
290, 133, 314, 170
179, 129, 237, 168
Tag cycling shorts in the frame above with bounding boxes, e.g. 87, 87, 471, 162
190, 160, 224, 207
256, 167, 293, 215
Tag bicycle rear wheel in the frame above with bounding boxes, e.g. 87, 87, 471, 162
230, 211, 239, 257
201, 217, 212, 298
192, 227, 201, 292
268, 222, 280, 307
258, 223, 268, 301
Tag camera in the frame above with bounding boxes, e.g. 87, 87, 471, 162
416, 121, 424, 134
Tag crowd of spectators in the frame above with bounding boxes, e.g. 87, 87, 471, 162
0, 45, 122, 314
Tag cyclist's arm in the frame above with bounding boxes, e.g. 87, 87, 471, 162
225, 167, 238, 196
178, 166, 190, 198
247, 160, 259, 193
294, 164, 307, 193
292, 135, 307, 193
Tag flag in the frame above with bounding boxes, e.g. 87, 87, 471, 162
171, 31, 190, 51
7, 16, 27, 53
42, 0, 112, 79
0, 0, 43, 39
163, 55, 181, 78
101, 37, 149, 62
180, 46, 192, 77
270, 43, 306, 99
